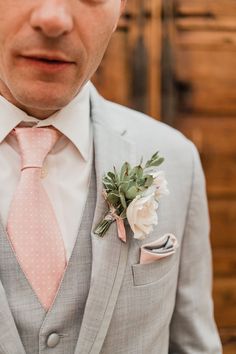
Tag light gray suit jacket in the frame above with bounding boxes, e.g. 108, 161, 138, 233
0, 85, 222, 353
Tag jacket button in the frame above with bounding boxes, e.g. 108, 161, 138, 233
47, 333, 60, 348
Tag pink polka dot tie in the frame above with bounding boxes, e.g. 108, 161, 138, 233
7, 127, 67, 310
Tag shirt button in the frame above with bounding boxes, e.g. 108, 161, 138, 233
46, 333, 60, 348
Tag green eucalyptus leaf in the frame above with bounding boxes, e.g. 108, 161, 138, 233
119, 181, 130, 193
113, 166, 120, 183
136, 166, 143, 178
120, 163, 126, 180
120, 162, 131, 180
103, 181, 115, 190
155, 157, 165, 166
144, 175, 154, 187
145, 152, 157, 168
119, 192, 127, 209
107, 192, 120, 205
118, 184, 125, 194
103, 178, 115, 186
107, 171, 116, 181
145, 152, 165, 168
136, 176, 146, 187
131, 165, 143, 179
121, 175, 131, 184
125, 185, 139, 200
103, 176, 113, 184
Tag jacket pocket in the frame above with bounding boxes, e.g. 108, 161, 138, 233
131, 253, 177, 286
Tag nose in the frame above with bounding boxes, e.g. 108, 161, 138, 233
30, 0, 73, 38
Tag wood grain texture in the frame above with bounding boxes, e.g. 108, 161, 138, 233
213, 249, 236, 277
209, 199, 236, 248
214, 278, 236, 327
170, 1, 236, 350
175, 39, 236, 115
92, 0, 162, 119
176, 117, 236, 153
176, 18, 236, 32
176, 117, 236, 197
176, 0, 236, 18
219, 328, 236, 353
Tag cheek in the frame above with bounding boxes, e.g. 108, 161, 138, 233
0, 37, 9, 82
77, 2, 121, 55
83, 19, 117, 65
74, 30, 111, 81
0, 15, 22, 79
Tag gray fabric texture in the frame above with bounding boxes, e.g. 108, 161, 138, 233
0, 85, 222, 354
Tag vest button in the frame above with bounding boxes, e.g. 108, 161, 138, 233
47, 333, 60, 348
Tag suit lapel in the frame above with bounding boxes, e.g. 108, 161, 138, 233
75, 87, 136, 354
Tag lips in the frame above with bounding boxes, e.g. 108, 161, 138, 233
29, 57, 66, 64
25, 54, 71, 62
18, 52, 75, 73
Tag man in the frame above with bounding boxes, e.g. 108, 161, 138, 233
0, 0, 222, 353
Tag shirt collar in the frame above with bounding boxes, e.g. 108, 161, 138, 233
0, 81, 91, 161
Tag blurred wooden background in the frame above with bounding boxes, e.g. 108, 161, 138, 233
92, 0, 236, 352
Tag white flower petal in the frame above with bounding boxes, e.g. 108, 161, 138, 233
126, 192, 159, 239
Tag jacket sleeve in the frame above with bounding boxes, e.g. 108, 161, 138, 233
169, 143, 222, 354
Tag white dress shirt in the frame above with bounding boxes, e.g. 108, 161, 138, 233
0, 82, 93, 261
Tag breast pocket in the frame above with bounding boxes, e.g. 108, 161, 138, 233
131, 253, 178, 286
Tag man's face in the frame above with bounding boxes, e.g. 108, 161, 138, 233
0, 0, 125, 118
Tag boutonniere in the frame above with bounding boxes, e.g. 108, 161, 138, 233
94, 152, 169, 242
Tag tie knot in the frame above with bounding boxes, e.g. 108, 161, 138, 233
14, 127, 60, 170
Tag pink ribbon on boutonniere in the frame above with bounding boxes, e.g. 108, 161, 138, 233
115, 217, 126, 243
108, 205, 126, 243
102, 190, 127, 243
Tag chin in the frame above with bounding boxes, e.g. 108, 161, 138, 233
28, 95, 71, 110
13, 86, 75, 114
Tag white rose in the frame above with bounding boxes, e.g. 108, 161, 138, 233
126, 192, 159, 240
144, 168, 169, 201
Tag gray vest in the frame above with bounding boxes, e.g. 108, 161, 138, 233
0, 165, 96, 354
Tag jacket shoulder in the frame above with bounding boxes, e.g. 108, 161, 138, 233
103, 99, 193, 153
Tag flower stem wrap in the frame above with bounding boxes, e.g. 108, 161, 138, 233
94, 213, 115, 237
94, 208, 127, 242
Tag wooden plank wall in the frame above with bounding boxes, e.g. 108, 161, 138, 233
170, 1, 236, 352
92, 0, 162, 118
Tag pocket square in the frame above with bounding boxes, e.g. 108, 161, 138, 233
140, 233, 178, 264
